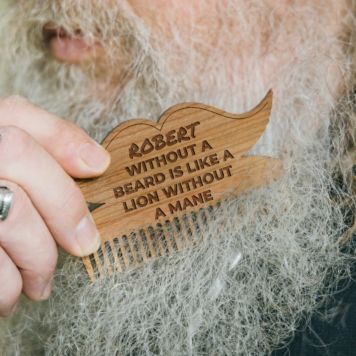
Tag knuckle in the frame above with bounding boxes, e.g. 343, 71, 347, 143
0, 126, 32, 162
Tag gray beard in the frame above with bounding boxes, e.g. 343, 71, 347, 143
0, 1, 355, 355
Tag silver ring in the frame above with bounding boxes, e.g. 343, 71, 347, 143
0, 187, 13, 221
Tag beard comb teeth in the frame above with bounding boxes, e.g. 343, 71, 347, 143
77, 90, 282, 282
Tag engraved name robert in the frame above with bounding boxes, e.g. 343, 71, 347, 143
128, 121, 201, 159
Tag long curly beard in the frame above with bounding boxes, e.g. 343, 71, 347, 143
0, 1, 355, 355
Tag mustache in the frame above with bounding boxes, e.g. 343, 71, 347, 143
7, 1, 140, 51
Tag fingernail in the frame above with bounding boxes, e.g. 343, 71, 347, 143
75, 214, 101, 256
78, 142, 111, 173
40, 277, 53, 300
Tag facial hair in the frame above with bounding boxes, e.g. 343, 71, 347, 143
0, 1, 355, 355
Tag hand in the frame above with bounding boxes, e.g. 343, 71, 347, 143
0, 96, 110, 317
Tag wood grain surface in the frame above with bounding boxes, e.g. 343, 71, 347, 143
78, 90, 282, 281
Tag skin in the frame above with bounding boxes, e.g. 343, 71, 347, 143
0, 96, 110, 316
0, 0, 348, 317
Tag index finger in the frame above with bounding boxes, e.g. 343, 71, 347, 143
0, 96, 110, 178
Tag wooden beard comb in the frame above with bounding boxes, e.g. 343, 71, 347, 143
78, 90, 281, 281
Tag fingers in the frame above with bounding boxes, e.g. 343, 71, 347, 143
0, 247, 22, 317
0, 97, 107, 317
0, 126, 100, 257
0, 181, 57, 302
0, 96, 110, 178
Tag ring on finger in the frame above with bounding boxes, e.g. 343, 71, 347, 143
0, 187, 13, 221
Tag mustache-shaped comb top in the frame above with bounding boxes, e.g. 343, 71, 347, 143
78, 90, 281, 282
